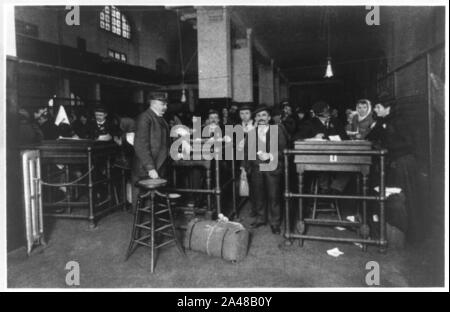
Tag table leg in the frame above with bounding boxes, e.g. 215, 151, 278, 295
361, 174, 370, 251
215, 158, 221, 216
88, 150, 96, 229
205, 166, 212, 215
65, 165, 71, 214
231, 158, 237, 219
297, 171, 305, 247
379, 155, 387, 253
106, 156, 113, 211
356, 174, 361, 221
121, 168, 127, 211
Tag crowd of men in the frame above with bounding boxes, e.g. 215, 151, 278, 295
17, 92, 420, 242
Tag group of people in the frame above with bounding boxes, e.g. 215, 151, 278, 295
18, 92, 420, 242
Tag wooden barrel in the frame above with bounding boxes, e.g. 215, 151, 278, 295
184, 219, 249, 262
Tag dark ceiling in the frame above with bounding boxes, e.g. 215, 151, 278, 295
233, 6, 385, 81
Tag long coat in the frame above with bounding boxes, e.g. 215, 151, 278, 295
132, 108, 170, 180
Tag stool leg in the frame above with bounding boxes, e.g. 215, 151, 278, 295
150, 192, 156, 273
167, 197, 185, 256
125, 197, 141, 261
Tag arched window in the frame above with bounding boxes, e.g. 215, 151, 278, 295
99, 6, 131, 39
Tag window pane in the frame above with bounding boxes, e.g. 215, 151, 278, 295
108, 50, 114, 57
100, 21, 105, 28
100, 12, 104, 20
115, 52, 120, 59
105, 23, 110, 31
121, 54, 126, 61
105, 6, 110, 13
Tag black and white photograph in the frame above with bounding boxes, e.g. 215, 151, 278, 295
0, 1, 448, 292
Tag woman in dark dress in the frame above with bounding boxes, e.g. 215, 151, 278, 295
367, 101, 421, 243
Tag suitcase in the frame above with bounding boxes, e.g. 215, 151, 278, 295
184, 218, 250, 263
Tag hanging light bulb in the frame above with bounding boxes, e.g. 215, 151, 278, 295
181, 88, 186, 103
324, 57, 334, 78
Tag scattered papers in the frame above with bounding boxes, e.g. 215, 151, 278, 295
328, 135, 342, 141
327, 247, 344, 257
346, 215, 356, 223
374, 186, 402, 197
353, 243, 363, 249
334, 226, 346, 231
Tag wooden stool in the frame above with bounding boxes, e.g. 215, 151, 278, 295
311, 177, 342, 220
125, 178, 185, 273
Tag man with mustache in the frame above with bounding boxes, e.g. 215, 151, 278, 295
131, 92, 170, 211
242, 105, 288, 235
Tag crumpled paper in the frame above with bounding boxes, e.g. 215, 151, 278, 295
327, 247, 344, 257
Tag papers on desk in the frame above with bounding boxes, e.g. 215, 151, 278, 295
304, 137, 327, 142
374, 186, 402, 197
328, 135, 341, 141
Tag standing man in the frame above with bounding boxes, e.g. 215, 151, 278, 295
242, 105, 288, 234
131, 92, 170, 210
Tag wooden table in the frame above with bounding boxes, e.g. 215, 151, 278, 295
21, 139, 125, 228
283, 140, 388, 252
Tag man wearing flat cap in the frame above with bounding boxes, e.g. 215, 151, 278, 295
242, 104, 288, 234
131, 91, 170, 210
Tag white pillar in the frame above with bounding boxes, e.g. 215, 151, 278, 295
232, 28, 253, 103
258, 60, 275, 106
197, 7, 232, 99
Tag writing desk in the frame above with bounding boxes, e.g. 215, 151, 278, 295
284, 140, 388, 252
21, 139, 125, 228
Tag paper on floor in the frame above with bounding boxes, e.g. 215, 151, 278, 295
334, 226, 346, 231
327, 247, 344, 257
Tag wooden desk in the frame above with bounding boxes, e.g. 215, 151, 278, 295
284, 140, 388, 252
21, 139, 125, 228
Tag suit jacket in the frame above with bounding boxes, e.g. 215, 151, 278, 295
243, 123, 288, 174
132, 108, 170, 178
293, 117, 348, 140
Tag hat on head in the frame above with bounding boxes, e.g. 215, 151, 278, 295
149, 91, 168, 102
280, 100, 292, 108
253, 104, 271, 116
94, 105, 108, 113
207, 109, 219, 116
311, 101, 330, 115
238, 103, 253, 112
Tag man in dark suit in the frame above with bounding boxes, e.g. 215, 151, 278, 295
242, 105, 288, 234
293, 101, 348, 141
131, 92, 170, 210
